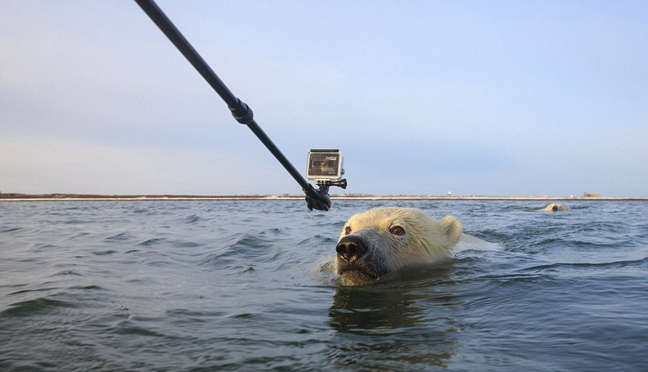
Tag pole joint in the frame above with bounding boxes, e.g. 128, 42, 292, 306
228, 98, 254, 125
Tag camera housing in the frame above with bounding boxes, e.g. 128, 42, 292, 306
306, 149, 344, 181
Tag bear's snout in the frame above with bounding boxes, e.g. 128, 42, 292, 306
336, 235, 368, 261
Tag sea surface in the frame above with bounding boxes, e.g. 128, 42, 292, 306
1, 200, 647, 371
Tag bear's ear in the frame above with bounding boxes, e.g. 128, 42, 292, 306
439, 215, 463, 244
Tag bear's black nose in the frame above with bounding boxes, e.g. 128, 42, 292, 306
336, 235, 368, 261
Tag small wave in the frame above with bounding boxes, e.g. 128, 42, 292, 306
171, 240, 201, 249
65, 219, 88, 224
166, 308, 227, 318
1, 297, 73, 318
92, 249, 117, 256
105, 232, 132, 241
139, 238, 166, 247
69, 285, 105, 291
519, 256, 648, 276
52, 269, 83, 277
69, 232, 91, 240
184, 214, 201, 224
31, 243, 58, 252
111, 320, 165, 338
1, 226, 23, 233
199, 230, 290, 272
474, 229, 512, 243
299, 234, 337, 245
7, 286, 60, 297
230, 233, 275, 251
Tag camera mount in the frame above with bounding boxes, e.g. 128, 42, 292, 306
305, 149, 347, 210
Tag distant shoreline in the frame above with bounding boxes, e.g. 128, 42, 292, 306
1, 193, 647, 202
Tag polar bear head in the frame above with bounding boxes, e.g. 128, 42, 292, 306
335, 207, 462, 285
543, 203, 571, 211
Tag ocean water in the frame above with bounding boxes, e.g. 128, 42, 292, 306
1, 200, 647, 371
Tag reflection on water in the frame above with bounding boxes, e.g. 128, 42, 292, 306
328, 273, 461, 370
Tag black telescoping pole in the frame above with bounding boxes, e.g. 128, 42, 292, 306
134, 0, 331, 211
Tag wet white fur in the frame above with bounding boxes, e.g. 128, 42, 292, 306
337, 207, 463, 274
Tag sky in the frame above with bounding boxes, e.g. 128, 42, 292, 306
1, 0, 647, 197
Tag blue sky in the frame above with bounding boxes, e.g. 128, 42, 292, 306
1, 0, 647, 197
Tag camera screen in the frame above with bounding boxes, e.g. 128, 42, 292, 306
307, 150, 342, 180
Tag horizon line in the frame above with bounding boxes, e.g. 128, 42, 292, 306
1, 193, 647, 202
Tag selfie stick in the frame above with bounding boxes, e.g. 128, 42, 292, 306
134, 0, 332, 211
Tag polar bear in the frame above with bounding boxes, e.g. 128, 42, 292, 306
335, 207, 479, 286
542, 203, 571, 211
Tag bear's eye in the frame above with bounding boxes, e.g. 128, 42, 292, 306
344, 226, 352, 235
390, 226, 405, 236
